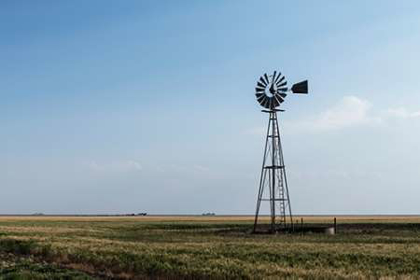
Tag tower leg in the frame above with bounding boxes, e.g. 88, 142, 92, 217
253, 115, 271, 233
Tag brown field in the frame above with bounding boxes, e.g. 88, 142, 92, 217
0, 215, 419, 279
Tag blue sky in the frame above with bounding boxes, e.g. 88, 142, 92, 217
2, 1, 420, 214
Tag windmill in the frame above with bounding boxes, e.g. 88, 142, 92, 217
253, 71, 308, 233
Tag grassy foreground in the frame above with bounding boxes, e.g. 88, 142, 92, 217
0, 216, 419, 279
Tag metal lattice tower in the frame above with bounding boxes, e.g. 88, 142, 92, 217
252, 71, 308, 233
253, 109, 292, 232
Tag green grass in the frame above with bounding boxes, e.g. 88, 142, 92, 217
0, 216, 419, 279
0, 251, 92, 279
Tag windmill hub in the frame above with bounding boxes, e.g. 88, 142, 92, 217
268, 82, 277, 96
253, 70, 308, 233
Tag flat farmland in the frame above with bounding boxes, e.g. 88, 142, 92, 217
0, 215, 419, 279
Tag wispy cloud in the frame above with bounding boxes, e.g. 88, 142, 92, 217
386, 107, 420, 119
245, 96, 420, 135
86, 160, 143, 172
193, 164, 210, 172
291, 96, 381, 132
244, 96, 380, 135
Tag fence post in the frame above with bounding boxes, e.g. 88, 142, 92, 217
334, 217, 337, 234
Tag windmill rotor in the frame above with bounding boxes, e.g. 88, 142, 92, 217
255, 71, 288, 109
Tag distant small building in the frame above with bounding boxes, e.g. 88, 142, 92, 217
32, 213, 44, 216
202, 212, 216, 216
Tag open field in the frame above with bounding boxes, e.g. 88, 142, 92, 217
0, 215, 419, 279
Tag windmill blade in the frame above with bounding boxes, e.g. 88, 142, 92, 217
256, 93, 265, 101
276, 76, 285, 85
256, 95, 265, 103
271, 97, 280, 108
263, 97, 270, 108
259, 76, 267, 86
278, 87, 288, 92
276, 81, 287, 88
258, 95, 266, 105
261, 97, 270, 108
256, 87, 265, 93
267, 98, 273, 109
265, 99, 272, 109
279, 93, 287, 98
274, 72, 282, 84
291, 80, 308, 94
274, 95, 284, 104
272, 71, 277, 83
263, 73, 269, 85
257, 81, 266, 88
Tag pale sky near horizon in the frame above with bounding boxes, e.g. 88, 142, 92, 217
2, 1, 420, 215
